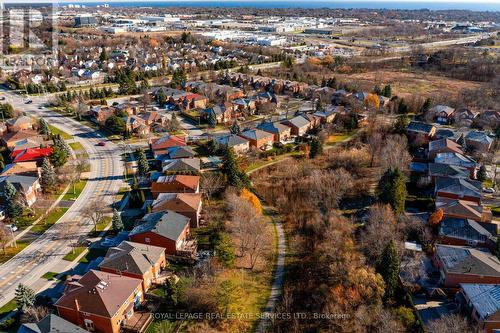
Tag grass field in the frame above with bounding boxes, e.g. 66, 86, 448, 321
63, 180, 87, 201
63, 246, 86, 262
48, 124, 72, 140
30, 208, 69, 234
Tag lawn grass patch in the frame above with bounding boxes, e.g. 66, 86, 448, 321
48, 124, 72, 140
62, 180, 87, 201
41, 271, 59, 280
30, 208, 68, 234
79, 247, 107, 264
69, 141, 84, 152
0, 299, 17, 318
63, 246, 86, 262
0, 240, 30, 264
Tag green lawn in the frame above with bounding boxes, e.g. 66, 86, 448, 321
79, 247, 107, 264
492, 206, 500, 217
0, 240, 31, 264
41, 271, 59, 280
325, 133, 351, 146
30, 208, 69, 234
69, 141, 84, 151
63, 180, 87, 201
48, 124, 72, 140
15, 209, 43, 229
0, 299, 17, 319
63, 246, 87, 262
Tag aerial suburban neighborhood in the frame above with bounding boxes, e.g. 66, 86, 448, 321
0, 1, 499, 333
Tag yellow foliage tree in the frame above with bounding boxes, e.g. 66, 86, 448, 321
149, 38, 159, 48
307, 57, 322, 66
428, 208, 444, 226
322, 55, 334, 65
365, 93, 380, 109
240, 188, 262, 214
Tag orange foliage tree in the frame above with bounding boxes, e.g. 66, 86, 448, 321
240, 188, 262, 214
365, 93, 380, 109
428, 209, 444, 227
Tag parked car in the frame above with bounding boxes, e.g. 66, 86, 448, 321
6, 224, 18, 232
483, 188, 495, 194
25, 99, 33, 104
0, 96, 5, 100
97, 141, 106, 146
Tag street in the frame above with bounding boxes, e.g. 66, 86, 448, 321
0, 89, 125, 307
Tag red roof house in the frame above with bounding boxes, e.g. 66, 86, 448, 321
11, 147, 53, 163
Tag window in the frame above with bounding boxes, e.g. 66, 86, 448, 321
145, 237, 151, 243
84, 319, 95, 331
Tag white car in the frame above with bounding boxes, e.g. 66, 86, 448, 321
483, 188, 495, 194
6, 224, 18, 232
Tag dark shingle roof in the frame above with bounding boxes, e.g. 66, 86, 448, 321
407, 121, 435, 134
17, 314, 87, 333
215, 134, 248, 147
98, 241, 165, 275
130, 211, 189, 241
435, 177, 482, 198
439, 218, 497, 244
428, 163, 469, 179
436, 245, 500, 277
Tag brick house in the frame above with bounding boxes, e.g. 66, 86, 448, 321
434, 152, 477, 178
436, 198, 493, 223
282, 115, 311, 136
1, 130, 41, 150
406, 121, 436, 146
150, 175, 200, 198
129, 211, 191, 255
98, 241, 167, 292
214, 134, 250, 155
0, 174, 40, 207
431, 105, 455, 124
6, 116, 34, 132
256, 121, 292, 142
11, 147, 53, 163
238, 129, 274, 150
459, 284, 500, 333
435, 177, 482, 204
428, 138, 464, 160
151, 192, 202, 228
465, 131, 494, 152
18, 314, 88, 333
433, 244, 500, 287
439, 217, 497, 250
149, 135, 186, 157
55, 270, 144, 333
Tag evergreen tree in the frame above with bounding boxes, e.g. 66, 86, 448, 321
373, 85, 382, 95
477, 165, 487, 182
421, 98, 432, 113
15, 284, 36, 311
309, 138, 323, 159
3, 181, 17, 201
208, 110, 217, 128
229, 121, 240, 134
136, 148, 149, 176
50, 145, 68, 168
111, 209, 124, 231
105, 115, 126, 134
382, 84, 392, 98
38, 117, 49, 135
398, 99, 409, 114
215, 232, 236, 268
377, 168, 407, 215
221, 148, 249, 189
40, 157, 56, 192
393, 115, 409, 134
2, 181, 23, 219
377, 240, 400, 301
54, 137, 71, 157
99, 48, 108, 62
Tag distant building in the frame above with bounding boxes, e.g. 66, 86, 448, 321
75, 15, 97, 27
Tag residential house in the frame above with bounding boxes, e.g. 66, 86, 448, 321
301, 113, 321, 128
436, 198, 493, 223
10, 136, 46, 153
150, 135, 186, 157
55, 270, 145, 333
434, 153, 477, 178
238, 129, 274, 150
1, 130, 40, 149
202, 105, 232, 124
182, 93, 208, 110
151, 175, 200, 198
433, 245, 500, 287
454, 108, 479, 126
465, 131, 494, 152
313, 106, 341, 124
478, 111, 500, 129
124, 115, 149, 136
1, 162, 39, 177
406, 121, 436, 146
151, 192, 202, 228
439, 217, 497, 249
435, 177, 482, 204
282, 116, 311, 136
428, 138, 464, 160
89, 106, 116, 126
162, 158, 201, 174
11, 147, 53, 163
431, 105, 455, 124
164, 146, 196, 160
17, 314, 88, 333
129, 211, 191, 255
428, 163, 470, 181
98, 241, 167, 292
0, 175, 41, 206
459, 284, 500, 333
6, 116, 34, 132
434, 128, 465, 143
256, 121, 292, 142
214, 134, 250, 155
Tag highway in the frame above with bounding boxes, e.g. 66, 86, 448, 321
0, 89, 125, 307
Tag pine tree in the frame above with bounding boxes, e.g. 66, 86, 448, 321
111, 209, 124, 231
382, 84, 392, 98
421, 98, 432, 113
309, 138, 323, 159
377, 240, 400, 301
229, 121, 240, 134
208, 110, 217, 128
38, 117, 49, 135
222, 148, 249, 189
477, 165, 487, 182
54, 137, 71, 157
15, 284, 36, 311
40, 157, 56, 192
215, 232, 235, 268
377, 168, 407, 215
136, 148, 149, 176
3, 181, 23, 219
99, 48, 108, 62
50, 144, 68, 168
3, 181, 17, 201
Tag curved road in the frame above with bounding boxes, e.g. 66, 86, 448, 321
0, 89, 124, 307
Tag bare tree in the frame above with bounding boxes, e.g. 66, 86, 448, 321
361, 204, 399, 264
21, 306, 51, 323
247, 215, 271, 270
380, 134, 412, 172
200, 172, 224, 202
309, 168, 353, 214
75, 99, 89, 120
428, 314, 475, 333
82, 201, 107, 231
0, 222, 13, 254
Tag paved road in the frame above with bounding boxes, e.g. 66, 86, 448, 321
0, 89, 124, 307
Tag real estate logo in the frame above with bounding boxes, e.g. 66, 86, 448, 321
0, 1, 58, 72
